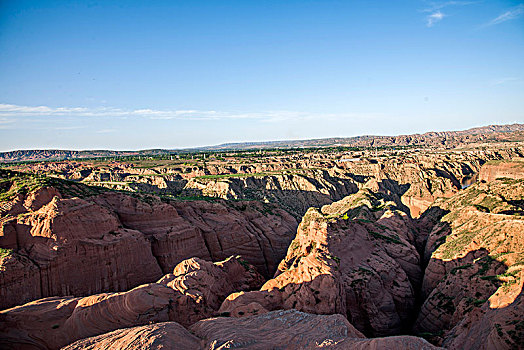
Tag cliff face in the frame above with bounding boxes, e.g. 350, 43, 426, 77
182, 170, 359, 218
0, 194, 163, 309
414, 178, 524, 348
0, 256, 264, 350
218, 190, 422, 337
0, 174, 297, 310
478, 159, 524, 182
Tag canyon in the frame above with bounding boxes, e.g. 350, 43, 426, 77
1, 129, 523, 349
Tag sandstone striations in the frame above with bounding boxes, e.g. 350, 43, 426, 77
478, 159, 524, 182
219, 189, 423, 337
414, 177, 524, 348
0, 256, 263, 349
62, 322, 201, 350
190, 309, 440, 350
0, 170, 296, 309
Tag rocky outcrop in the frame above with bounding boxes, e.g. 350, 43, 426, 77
172, 199, 297, 276
62, 322, 201, 350
219, 190, 422, 337
478, 159, 524, 182
444, 281, 524, 350
190, 309, 440, 349
0, 256, 263, 349
0, 283, 174, 350
0, 175, 296, 309
93, 193, 212, 273
158, 256, 264, 326
414, 179, 524, 348
182, 170, 359, 218
0, 194, 162, 309
94, 192, 297, 277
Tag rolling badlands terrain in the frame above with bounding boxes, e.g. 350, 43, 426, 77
0, 125, 523, 349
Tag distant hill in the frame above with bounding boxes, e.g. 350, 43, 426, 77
200, 123, 524, 150
1, 123, 523, 162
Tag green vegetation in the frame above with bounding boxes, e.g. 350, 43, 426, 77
368, 230, 404, 245
464, 297, 487, 307
290, 240, 300, 251
0, 169, 112, 203
439, 229, 477, 260
434, 291, 456, 313
418, 330, 444, 341
237, 257, 253, 272
0, 248, 13, 259
449, 264, 473, 275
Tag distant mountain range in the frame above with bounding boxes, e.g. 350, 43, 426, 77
1, 123, 523, 163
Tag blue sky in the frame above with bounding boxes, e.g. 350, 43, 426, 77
0, 0, 523, 151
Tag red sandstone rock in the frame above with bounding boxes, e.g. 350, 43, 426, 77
61, 322, 201, 350
93, 192, 212, 273
219, 190, 422, 337
444, 274, 524, 349
159, 256, 265, 326
0, 194, 162, 309
0, 252, 41, 310
190, 309, 441, 349
1, 185, 296, 309
0, 256, 263, 349
171, 199, 298, 277
414, 179, 524, 349
478, 159, 524, 182
0, 283, 174, 349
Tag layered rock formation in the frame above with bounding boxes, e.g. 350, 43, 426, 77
62, 322, 201, 350
0, 193, 162, 309
219, 189, 422, 336
1, 154, 523, 350
478, 159, 524, 182
191, 309, 440, 350
0, 256, 263, 349
182, 170, 359, 218
0, 171, 297, 309
414, 178, 524, 348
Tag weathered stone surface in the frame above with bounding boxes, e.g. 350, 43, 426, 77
159, 256, 265, 326
220, 190, 422, 337
0, 252, 41, 309
0, 184, 296, 309
0, 192, 162, 309
93, 192, 212, 273
414, 179, 524, 349
444, 277, 524, 350
478, 159, 524, 182
0, 256, 263, 349
171, 199, 298, 277
61, 322, 201, 350
191, 309, 440, 350
0, 283, 174, 350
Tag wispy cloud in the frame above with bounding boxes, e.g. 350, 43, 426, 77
0, 103, 382, 124
0, 117, 15, 130
51, 126, 86, 131
423, 1, 477, 12
422, 1, 477, 27
492, 77, 521, 85
485, 4, 524, 26
427, 11, 445, 26
0, 103, 226, 120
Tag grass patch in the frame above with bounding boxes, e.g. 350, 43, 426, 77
0, 248, 13, 259
450, 264, 473, 275
368, 230, 404, 245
